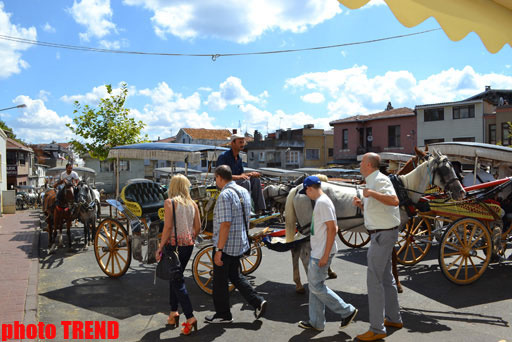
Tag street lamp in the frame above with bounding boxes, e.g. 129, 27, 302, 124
0, 104, 26, 112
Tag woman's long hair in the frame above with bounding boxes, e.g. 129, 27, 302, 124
168, 174, 194, 207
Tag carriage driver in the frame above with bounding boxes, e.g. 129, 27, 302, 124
216, 134, 266, 215
55, 163, 80, 202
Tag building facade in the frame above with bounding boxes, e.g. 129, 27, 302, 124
6, 138, 35, 190
330, 106, 416, 163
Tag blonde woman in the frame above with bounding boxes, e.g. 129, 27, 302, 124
156, 174, 201, 336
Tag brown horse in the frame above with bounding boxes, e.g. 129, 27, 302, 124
43, 188, 57, 246
51, 184, 77, 251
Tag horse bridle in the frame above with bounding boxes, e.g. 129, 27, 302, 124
430, 156, 460, 189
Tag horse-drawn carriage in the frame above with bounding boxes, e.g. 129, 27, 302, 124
395, 142, 512, 285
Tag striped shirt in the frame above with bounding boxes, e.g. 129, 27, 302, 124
213, 181, 250, 257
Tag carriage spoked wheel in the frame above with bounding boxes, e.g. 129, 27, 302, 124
396, 216, 432, 265
338, 230, 370, 248
94, 218, 132, 278
240, 240, 263, 275
192, 243, 263, 295
438, 218, 492, 285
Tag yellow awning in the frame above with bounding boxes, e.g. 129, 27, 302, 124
338, 0, 512, 53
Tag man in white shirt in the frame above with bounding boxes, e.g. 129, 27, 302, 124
57, 163, 80, 187
298, 176, 357, 332
353, 153, 403, 341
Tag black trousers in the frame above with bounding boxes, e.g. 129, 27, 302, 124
212, 249, 263, 319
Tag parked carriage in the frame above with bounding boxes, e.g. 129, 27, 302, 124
93, 142, 282, 295
395, 142, 512, 285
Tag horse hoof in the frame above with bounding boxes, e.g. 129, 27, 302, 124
327, 272, 338, 279
296, 286, 306, 294
397, 284, 403, 293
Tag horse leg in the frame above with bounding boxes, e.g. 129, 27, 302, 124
90, 214, 96, 246
83, 215, 89, 247
392, 248, 403, 293
66, 215, 72, 250
291, 248, 304, 294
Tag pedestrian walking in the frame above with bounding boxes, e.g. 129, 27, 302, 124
156, 174, 201, 336
297, 176, 358, 332
353, 153, 403, 341
205, 165, 267, 323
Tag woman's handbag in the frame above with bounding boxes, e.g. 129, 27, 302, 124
155, 200, 182, 281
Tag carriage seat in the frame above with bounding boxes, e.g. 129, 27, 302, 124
121, 181, 166, 216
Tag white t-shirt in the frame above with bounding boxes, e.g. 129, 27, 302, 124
310, 193, 338, 259
60, 170, 80, 184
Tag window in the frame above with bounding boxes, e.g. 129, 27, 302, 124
19, 152, 25, 165
453, 105, 475, 119
502, 123, 511, 146
258, 152, 265, 162
489, 124, 496, 144
453, 137, 475, 142
424, 108, 444, 121
266, 152, 274, 161
286, 150, 299, 164
342, 129, 348, 149
7, 151, 16, 165
100, 160, 114, 172
328, 148, 333, 157
424, 138, 444, 145
119, 160, 130, 171
306, 149, 320, 160
144, 159, 150, 166
388, 125, 401, 148
249, 152, 254, 161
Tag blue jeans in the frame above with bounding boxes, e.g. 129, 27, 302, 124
166, 245, 194, 319
308, 256, 355, 330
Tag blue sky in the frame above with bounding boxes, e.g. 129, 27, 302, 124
1, 0, 511, 144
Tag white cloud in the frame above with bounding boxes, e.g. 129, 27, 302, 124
0, 2, 37, 79
136, 82, 217, 139
122, 0, 341, 43
505, 64, 511, 69
340, 50, 347, 57
286, 65, 512, 118
60, 82, 135, 105
98, 38, 128, 49
42, 22, 55, 33
301, 92, 325, 104
365, 0, 387, 7
205, 76, 263, 111
38, 90, 51, 101
12, 95, 73, 142
68, 0, 117, 41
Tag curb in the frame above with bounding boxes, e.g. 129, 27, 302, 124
24, 213, 41, 326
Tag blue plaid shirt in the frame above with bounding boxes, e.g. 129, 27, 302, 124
213, 181, 250, 257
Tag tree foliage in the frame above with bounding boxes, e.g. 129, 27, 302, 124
66, 83, 148, 160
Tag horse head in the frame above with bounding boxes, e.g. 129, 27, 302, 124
77, 183, 95, 210
429, 150, 465, 200
401, 150, 465, 202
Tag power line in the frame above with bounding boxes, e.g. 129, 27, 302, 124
0, 28, 441, 61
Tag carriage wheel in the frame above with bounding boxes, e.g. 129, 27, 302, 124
338, 230, 370, 248
94, 218, 132, 278
396, 216, 432, 265
438, 218, 491, 285
192, 245, 235, 295
240, 241, 263, 275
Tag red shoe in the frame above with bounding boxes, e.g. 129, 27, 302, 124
181, 318, 198, 336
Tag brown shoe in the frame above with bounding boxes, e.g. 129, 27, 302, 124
384, 319, 403, 329
356, 330, 387, 341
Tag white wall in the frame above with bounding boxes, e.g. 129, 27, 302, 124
417, 101, 484, 147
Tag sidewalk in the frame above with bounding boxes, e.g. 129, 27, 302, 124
0, 210, 40, 327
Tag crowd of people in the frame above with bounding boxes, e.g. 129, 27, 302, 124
155, 145, 404, 341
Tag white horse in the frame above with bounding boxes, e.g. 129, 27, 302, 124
285, 150, 465, 293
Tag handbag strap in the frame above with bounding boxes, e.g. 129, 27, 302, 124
229, 186, 250, 243
171, 199, 179, 251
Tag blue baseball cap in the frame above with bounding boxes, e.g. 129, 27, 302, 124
299, 176, 321, 194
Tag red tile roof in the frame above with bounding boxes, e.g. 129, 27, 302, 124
329, 107, 415, 125
7, 138, 33, 152
156, 136, 176, 143
182, 128, 233, 141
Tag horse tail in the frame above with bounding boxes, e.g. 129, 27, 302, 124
285, 186, 298, 243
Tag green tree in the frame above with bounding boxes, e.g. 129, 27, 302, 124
66, 83, 148, 160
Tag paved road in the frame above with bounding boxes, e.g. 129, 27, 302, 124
37, 226, 512, 342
